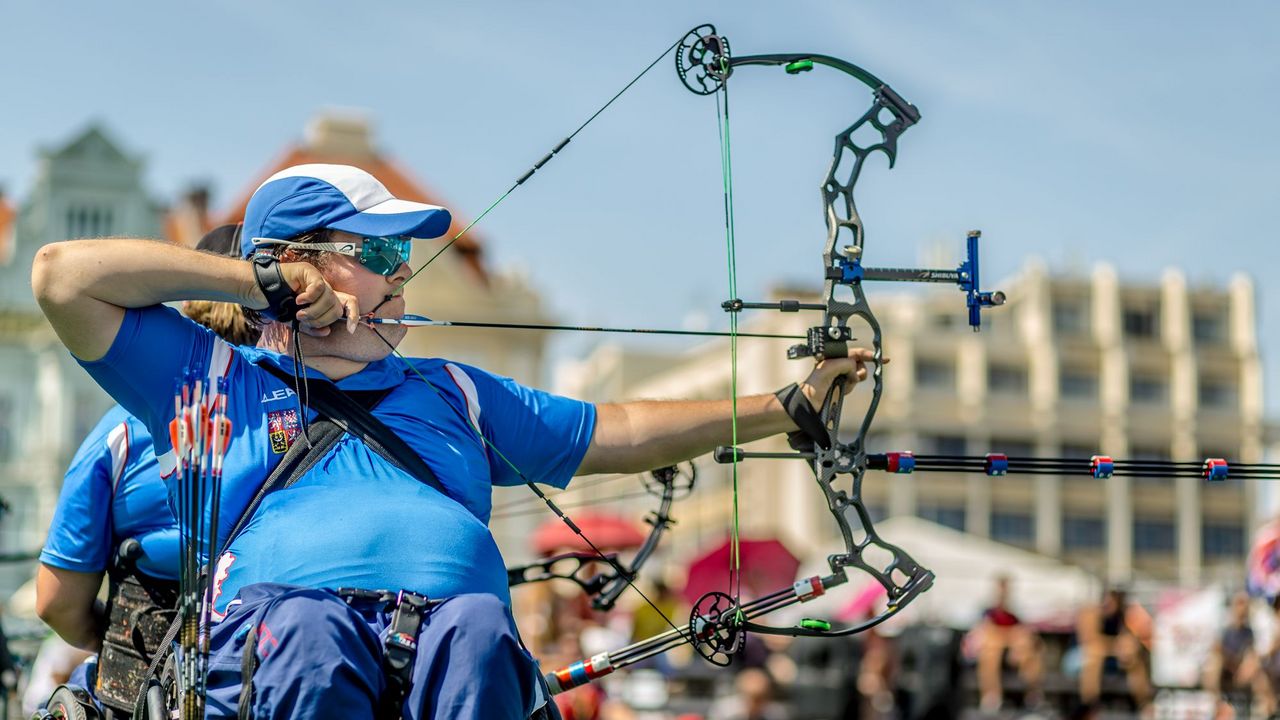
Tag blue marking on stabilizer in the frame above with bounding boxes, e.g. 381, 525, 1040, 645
985, 454, 1009, 476
895, 453, 916, 473
568, 662, 590, 685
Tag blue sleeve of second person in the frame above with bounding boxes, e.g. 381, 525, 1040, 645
77, 305, 215, 456
39, 407, 127, 573
455, 364, 596, 490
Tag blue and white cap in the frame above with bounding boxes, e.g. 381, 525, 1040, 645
240, 163, 452, 258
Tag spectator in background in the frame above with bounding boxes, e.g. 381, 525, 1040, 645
975, 575, 1043, 711
629, 578, 681, 677
1077, 587, 1152, 710
1255, 596, 1280, 717
706, 667, 791, 720
1203, 592, 1263, 715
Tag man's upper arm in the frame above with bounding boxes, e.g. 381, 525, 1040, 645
32, 243, 126, 362
452, 363, 595, 488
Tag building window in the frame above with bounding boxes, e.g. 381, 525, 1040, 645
1192, 312, 1225, 344
1199, 447, 1236, 463
991, 438, 1036, 458
917, 503, 965, 532
991, 511, 1034, 544
1199, 379, 1237, 409
1061, 443, 1100, 460
931, 313, 958, 330
1053, 302, 1088, 336
1123, 308, 1159, 340
1064, 514, 1106, 550
1134, 519, 1176, 553
1060, 370, 1098, 400
1130, 444, 1171, 462
1130, 376, 1167, 404
921, 434, 967, 456
1203, 522, 1244, 558
915, 358, 955, 391
988, 365, 1028, 396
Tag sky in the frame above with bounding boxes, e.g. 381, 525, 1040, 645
2, 1, 1277, 418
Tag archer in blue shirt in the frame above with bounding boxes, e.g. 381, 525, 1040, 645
41, 405, 178, 582
32, 163, 868, 719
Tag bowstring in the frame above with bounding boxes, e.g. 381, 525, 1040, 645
714, 71, 744, 616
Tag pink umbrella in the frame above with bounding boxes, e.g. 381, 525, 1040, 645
680, 537, 800, 606
834, 581, 888, 623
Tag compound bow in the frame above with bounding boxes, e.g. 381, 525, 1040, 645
363, 21, 1279, 696
540, 23, 998, 690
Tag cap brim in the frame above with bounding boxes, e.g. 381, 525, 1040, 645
326, 198, 452, 239
196, 224, 243, 257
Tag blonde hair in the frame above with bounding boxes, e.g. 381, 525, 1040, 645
184, 300, 261, 346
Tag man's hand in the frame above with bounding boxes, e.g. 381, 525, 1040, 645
277, 262, 361, 336
798, 348, 886, 409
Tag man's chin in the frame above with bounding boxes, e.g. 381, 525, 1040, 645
298, 324, 405, 363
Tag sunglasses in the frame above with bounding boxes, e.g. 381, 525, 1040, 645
251, 235, 412, 277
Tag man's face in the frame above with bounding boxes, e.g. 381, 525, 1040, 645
294, 230, 412, 362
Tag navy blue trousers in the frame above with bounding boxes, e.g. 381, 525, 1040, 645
203, 583, 551, 719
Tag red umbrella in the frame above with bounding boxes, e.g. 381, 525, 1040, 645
680, 537, 800, 606
532, 513, 646, 555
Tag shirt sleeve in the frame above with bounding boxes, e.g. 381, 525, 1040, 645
76, 305, 230, 457
39, 410, 124, 573
446, 363, 595, 490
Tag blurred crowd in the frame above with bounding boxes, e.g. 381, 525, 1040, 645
508, 572, 1280, 720
3, 565, 1278, 719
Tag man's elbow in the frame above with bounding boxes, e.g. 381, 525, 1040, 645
31, 241, 75, 308
34, 588, 69, 628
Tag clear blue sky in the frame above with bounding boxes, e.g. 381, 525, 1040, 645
2, 2, 1277, 416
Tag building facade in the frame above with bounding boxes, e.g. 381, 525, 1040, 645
555, 261, 1265, 586
0, 125, 164, 594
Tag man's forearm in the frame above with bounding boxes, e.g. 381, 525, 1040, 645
34, 239, 261, 309
577, 394, 793, 475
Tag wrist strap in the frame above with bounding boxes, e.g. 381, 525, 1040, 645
775, 382, 832, 452
251, 254, 300, 323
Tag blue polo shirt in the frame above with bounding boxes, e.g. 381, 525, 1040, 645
41, 405, 180, 579
78, 305, 595, 615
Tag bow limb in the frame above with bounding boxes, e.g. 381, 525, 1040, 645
504, 465, 696, 612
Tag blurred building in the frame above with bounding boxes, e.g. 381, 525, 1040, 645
555, 260, 1264, 586
0, 125, 163, 593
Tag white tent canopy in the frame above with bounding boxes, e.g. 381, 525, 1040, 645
777, 516, 1103, 630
